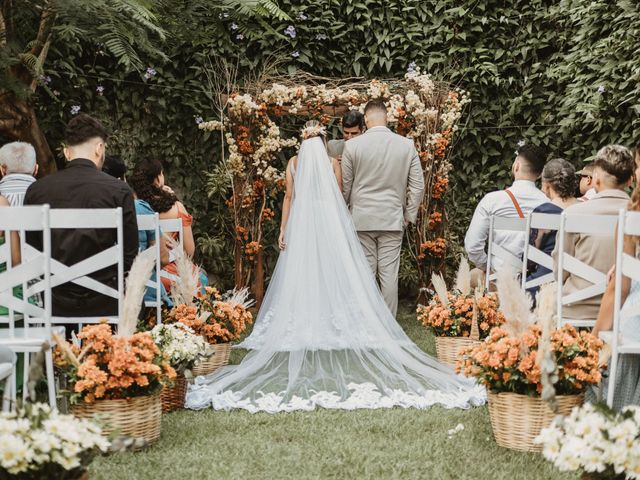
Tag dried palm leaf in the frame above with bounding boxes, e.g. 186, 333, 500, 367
119, 253, 155, 337
496, 268, 533, 337
223, 287, 255, 309
455, 256, 471, 296
431, 272, 449, 308
167, 237, 200, 307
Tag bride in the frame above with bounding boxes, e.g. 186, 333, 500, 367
186, 121, 485, 413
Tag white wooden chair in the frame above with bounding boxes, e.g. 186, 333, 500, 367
556, 212, 619, 328
159, 218, 183, 285
48, 208, 124, 331
603, 209, 640, 407
485, 215, 528, 291
0, 205, 57, 409
137, 213, 162, 322
522, 212, 561, 291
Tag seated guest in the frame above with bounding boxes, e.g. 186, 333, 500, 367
0, 142, 38, 206
101, 155, 172, 305
464, 144, 548, 286
553, 144, 635, 321
129, 158, 207, 293
102, 155, 127, 181
526, 158, 577, 300
24, 114, 138, 317
592, 146, 640, 409
327, 110, 365, 160
577, 161, 596, 201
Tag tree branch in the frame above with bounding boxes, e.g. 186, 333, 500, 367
0, 3, 6, 48
30, 0, 56, 59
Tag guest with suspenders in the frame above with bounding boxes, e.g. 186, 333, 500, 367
464, 144, 548, 287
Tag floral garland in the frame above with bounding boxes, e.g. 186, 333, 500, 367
200, 68, 468, 302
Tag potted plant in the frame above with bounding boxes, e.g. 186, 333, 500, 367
150, 322, 213, 412
456, 272, 603, 452
417, 257, 505, 367
536, 403, 640, 480
0, 402, 109, 479
166, 287, 254, 376
54, 255, 176, 444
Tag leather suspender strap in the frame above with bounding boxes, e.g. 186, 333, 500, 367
504, 189, 525, 218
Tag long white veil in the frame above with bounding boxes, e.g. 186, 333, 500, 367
186, 137, 485, 412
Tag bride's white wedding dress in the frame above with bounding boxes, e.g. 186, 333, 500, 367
185, 137, 485, 413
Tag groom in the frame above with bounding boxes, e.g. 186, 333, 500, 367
341, 100, 425, 317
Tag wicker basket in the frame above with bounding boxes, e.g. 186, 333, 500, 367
71, 393, 162, 444
487, 391, 584, 452
192, 343, 231, 377
435, 336, 481, 368
160, 375, 188, 413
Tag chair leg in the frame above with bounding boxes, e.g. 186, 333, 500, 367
606, 353, 618, 408
22, 352, 30, 403
9, 366, 17, 411
2, 370, 15, 412
44, 349, 57, 411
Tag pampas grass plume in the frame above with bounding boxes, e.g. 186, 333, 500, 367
496, 268, 533, 337
119, 252, 155, 337
455, 256, 471, 296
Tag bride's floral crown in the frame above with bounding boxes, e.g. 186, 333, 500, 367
301, 124, 327, 140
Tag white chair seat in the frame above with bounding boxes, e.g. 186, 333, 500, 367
559, 318, 595, 328
0, 326, 65, 346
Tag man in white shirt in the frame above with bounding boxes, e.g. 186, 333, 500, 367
464, 144, 548, 285
0, 141, 38, 206
576, 162, 597, 201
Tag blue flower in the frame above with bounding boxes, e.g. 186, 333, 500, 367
291, 51, 300, 58
597, 85, 605, 94
230, 22, 239, 31
407, 61, 417, 73
96, 85, 105, 95
144, 67, 157, 80
41, 75, 52, 86
284, 25, 297, 38
70, 105, 81, 115
195, 116, 204, 125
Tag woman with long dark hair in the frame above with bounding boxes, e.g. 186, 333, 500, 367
129, 158, 205, 293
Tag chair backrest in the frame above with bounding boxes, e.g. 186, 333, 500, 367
486, 215, 528, 290
0, 205, 52, 336
47, 208, 124, 326
556, 212, 619, 326
137, 213, 162, 322
522, 212, 561, 290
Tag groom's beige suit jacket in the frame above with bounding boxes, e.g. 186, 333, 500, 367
341, 126, 425, 231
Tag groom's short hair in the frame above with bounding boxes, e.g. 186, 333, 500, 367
364, 99, 387, 117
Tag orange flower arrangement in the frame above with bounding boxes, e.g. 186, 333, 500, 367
431, 175, 449, 200
54, 324, 176, 404
419, 237, 446, 259
166, 287, 254, 345
417, 292, 504, 339
427, 211, 442, 231
244, 241, 262, 262
456, 324, 602, 396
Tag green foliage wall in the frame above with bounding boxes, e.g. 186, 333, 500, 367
34, 0, 640, 292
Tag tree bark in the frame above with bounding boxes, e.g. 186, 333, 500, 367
0, 93, 57, 176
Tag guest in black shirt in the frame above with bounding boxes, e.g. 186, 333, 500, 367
24, 114, 138, 317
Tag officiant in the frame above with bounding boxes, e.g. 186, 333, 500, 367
327, 110, 364, 161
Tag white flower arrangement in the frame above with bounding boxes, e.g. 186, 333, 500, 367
0, 403, 109, 476
151, 322, 213, 374
536, 403, 640, 479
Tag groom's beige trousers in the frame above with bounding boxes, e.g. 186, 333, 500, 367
357, 230, 404, 317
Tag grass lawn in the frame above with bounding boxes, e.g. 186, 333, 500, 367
90, 304, 577, 480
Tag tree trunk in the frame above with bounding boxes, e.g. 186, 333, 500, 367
0, 93, 57, 176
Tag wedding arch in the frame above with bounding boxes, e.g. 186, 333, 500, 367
200, 69, 468, 305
